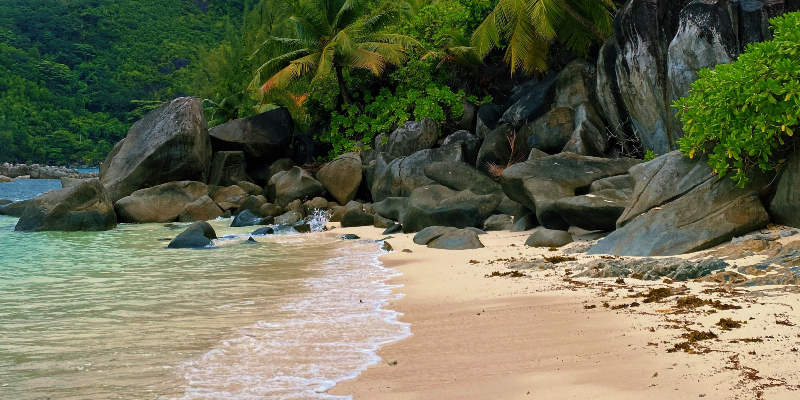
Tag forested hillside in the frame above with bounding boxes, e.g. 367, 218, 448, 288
0, 0, 243, 165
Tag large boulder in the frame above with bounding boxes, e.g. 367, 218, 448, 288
211, 185, 247, 205
114, 181, 209, 223
316, 153, 362, 205
500, 153, 641, 230
374, 118, 438, 159
61, 177, 96, 189
475, 103, 504, 139
208, 151, 249, 187
442, 131, 481, 166
551, 59, 597, 109
770, 152, 800, 228
100, 97, 212, 203
561, 103, 610, 157
521, 108, 575, 154
167, 221, 217, 249
402, 185, 502, 233
413, 226, 458, 245
208, 108, 293, 164
484, 214, 514, 231
340, 201, 375, 228
588, 151, 770, 256
268, 166, 325, 207
500, 73, 557, 128
0, 199, 32, 217
476, 124, 514, 175
428, 229, 485, 250
178, 195, 223, 222
525, 227, 574, 248
423, 161, 503, 197
371, 145, 464, 202
14, 180, 117, 232
554, 189, 630, 232
373, 197, 409, 222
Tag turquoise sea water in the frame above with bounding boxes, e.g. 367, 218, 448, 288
0, 181, 408, 399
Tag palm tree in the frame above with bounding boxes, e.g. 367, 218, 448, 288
250, 0, 421, 107
472, 0, 616, 75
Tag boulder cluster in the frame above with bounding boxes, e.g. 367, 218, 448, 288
2, 0, 799, 255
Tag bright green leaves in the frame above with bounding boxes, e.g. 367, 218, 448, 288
674, 11, 800, 187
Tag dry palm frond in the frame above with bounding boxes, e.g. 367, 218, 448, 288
486, 129, 527, 179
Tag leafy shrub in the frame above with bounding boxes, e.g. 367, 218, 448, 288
674, 12, 800, 187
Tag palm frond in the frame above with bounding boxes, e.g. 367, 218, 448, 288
260, 52, 321, 92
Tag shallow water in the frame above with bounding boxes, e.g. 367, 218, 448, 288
0, 181, 408, 399
0, 179, 61, 201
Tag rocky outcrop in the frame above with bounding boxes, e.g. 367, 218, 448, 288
268, 166, 325, 207
561, 103, 610, 157
524, 227, 574, 248
316, 153, 362, 205
402, 185, 501, 233
168, 221, 217, 249
114, 181, 209, 223
500, 153, 641, 230
476, 124, 513, 175
371, 145, 464, 202
15, 180, 117, 232
589, 175, 634, 192
770, 152, 800, 228
521, 108, 575, 154
441, 131, 481, 165
475, 103, 503, 139
588, 151, 770, 256
500, 74, 556, 128
100, 97, 212, 203
374, 118, 438, 159
576, 257, 728, 281
211, 185, 247, 205
554, 189, 630, 232
0, 199, 31, 217
423, 161, 504, 197
551, 59, 597, 109
178, 195, 223, 222
209, 108, 293, 164
208, 151, 248, 187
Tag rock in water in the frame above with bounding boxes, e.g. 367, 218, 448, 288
115, 181, 209, 223
0, 199, 12, 206
274, 210, 302, 225
230, 209, 267, 227
402, 185, 501, 233
168, 221, 217, 249
15, 180, 117, 232
588, 151, 770, 256
524, 228, 574, 248
770, 152, 800, 228
500, 153, 640, 230
268, 167, 325, 207
316, 153, 362, 205
100, 97, 212, 203
209, 108, 293, 164
251, 227, 275, 235
0, 199, 33, 217
428, 229, 485, 250
178, 195, 223, 222
207, 151, 249, 187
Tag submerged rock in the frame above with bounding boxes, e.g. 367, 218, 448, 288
168, 221, 217, 249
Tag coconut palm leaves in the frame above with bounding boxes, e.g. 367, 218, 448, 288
472, 0, 615, 74
251, 0, 421, 107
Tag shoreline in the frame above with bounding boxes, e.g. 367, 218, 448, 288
327, 225, 800, 400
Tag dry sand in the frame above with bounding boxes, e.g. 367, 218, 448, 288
325, 225, 800, 400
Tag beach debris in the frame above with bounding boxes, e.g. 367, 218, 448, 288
667, 330, 718, 353
775, 314, 795, 326
575, 257, 728, 281
388, 359, 397, 366
543, 255, 577, 264
717, 318, 743, 330
642, 288, 673, 303
382, 241, 393, 252
675, 296, 741, 310
402, 249, 413, 253
485, 271, 526, 278
340, 234, 360, 240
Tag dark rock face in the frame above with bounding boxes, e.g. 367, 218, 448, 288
100, 97, 212, 203
208, 151, 248, 187
423, 161, 503, 197
268, 167, 325, 207
374, 197, 410, 222
413, 226, 458, 245
230, 209, 268, 227
551, 60, 597, 109
208, 108, 293, 164
522, 108, 575, 154
340, 201, 375, 228
234, 195, 266, 216
383, 224, 403, 234
374, 118, 438, 159
576, 257, 728, 281
0, 199, 33, 217
441, 131, 481, 166
561, 103, 610, 157
457, 99, 478, 133
428, 229, 485, 250
402, 185, 501, 233
476, 124, 514, 175
251, 226, 275, 236
316, 153, 362, 205
475, 103, 503, 139
590, 174, 634, 192
588, 152, 770, 256
500, 153, 641, 230
115, 181, 209, 223
500, 74, 557, 128
373, 214, 396, 229
770, 152, 800, 227
511, 213, 539, 232
168, 221, 217, 249
178, 195, 223, 222
483, 214, 514, 231
15, 180, 117, 232
554, 189, 630, 231
524, 227, 574, 248
371, 146, 464, 202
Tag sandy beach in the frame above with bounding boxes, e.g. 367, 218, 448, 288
327, 225, 800, 400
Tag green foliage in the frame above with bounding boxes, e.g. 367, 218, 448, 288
320, 59, 468, 157
472, 0, 616, 74
0, 0, 244, 165
643, 150, 658, 162
674, 12, 800, 187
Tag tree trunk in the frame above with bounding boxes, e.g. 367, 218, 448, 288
334, 64, 351, 109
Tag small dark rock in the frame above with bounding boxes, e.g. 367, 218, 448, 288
168, 221, 217, 249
